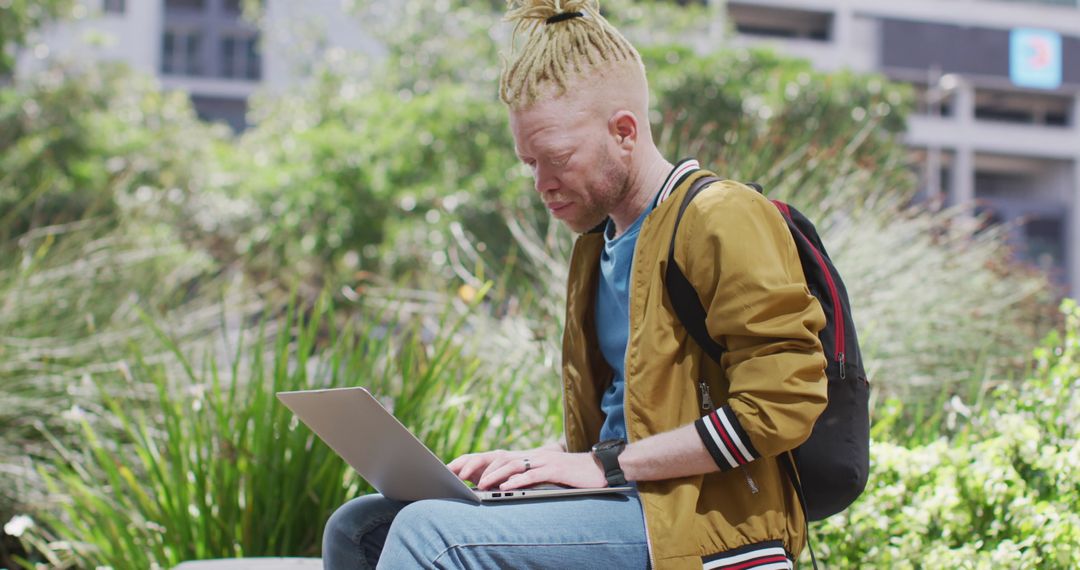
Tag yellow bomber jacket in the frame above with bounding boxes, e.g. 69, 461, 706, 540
561, 170, 828, 570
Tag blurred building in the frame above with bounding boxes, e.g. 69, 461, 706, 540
720, 0, 1080, 294
15, 0, 377, 131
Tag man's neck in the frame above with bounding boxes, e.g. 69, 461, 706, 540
608, 149, 674, 238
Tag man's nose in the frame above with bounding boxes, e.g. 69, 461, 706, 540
534, 165, 559, 194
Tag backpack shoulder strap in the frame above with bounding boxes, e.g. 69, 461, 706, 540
665, 175, 724, 364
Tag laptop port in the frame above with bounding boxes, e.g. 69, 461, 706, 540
492, 493, 502, 497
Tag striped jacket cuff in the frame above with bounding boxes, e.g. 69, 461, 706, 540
694, 404, 761, 471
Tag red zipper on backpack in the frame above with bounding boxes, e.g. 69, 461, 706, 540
772, 200, 846, 379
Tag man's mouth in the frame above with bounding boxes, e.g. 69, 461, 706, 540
546, 201, 571, 213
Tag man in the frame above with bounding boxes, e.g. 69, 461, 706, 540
322, 1, 827, 568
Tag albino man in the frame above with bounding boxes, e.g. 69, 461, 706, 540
322, 1, 828, 568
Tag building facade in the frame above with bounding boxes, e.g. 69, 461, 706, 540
16, 0, 377, 131
720, 0, 1080, 294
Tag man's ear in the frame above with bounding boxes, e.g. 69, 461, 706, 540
608, 110, 638, 154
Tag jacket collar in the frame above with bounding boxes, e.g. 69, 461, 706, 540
653, 158, 701, 208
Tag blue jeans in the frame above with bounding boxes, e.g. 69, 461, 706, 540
322, 492, 650, 569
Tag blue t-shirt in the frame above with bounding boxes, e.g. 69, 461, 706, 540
596, 159, 700, 443
595, 205, 653, 443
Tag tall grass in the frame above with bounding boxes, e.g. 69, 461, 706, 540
0, 218, 250, 535
15, 291, 562, 568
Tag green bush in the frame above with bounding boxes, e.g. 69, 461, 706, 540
0, 62, 237, 565
813, 300, 1080, 569
0, 218, 238, 553
221, 71, 522, 290
0, 63, 225, 245
642, 44, 913, 213
13, 293, 562, 568
0, 0, 75, 76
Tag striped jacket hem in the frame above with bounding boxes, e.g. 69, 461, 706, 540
702, 540, 794, 570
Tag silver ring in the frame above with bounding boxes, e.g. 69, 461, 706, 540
523, 458, 532, 472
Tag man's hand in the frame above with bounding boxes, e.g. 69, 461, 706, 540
447, 448, 607, 491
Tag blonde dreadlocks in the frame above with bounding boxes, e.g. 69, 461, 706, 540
500, 0, 645, 108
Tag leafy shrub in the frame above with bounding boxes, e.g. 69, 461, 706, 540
13, 294, 562, 568
219, 71, 522, 290
0, 0, 75, 75
643, 44, 914, 214
813, 300, 1080, 569
0, 62, 225, 245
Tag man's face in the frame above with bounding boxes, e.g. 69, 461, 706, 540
509, 98, 630, 233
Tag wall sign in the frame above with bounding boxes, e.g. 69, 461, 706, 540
1010, 28, 1063, 90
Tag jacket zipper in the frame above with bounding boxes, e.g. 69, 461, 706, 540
699, 380, 714, 411
771, 201, 846, 379
626, 229, 657, 570
700, 380, 758, 494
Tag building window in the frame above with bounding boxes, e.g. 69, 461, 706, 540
162, 29, 203, 76
728, 2, 833, 42
165, 0, 206, 11
1024, 216, 1065, 272
974, 88, 1072, 127
221, 34, 261, 80
191, 95, 248, 132
103, 0, 125, 14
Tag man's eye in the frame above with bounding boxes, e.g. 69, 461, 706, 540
551, 154, 571, 166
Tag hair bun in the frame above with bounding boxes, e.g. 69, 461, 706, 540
501, 0, 641, 107
505, 0, 596, 24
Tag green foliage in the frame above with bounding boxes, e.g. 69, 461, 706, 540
813, 300, 1080, 569
832, 205, 1052, 394
0, 217, 230, 526
0, 0, 75, 76
223, 70, 522, 288
15, 293, 563, 568
0, 65, 234, 552
0, 62, 226, 244
643, 44, 914, 213
348, 0, 503, 95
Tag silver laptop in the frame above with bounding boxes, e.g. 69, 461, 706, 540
277, 387, 632, 502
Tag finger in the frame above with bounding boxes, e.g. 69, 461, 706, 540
458, 456, 494, 484
455, 453, 486, 481
477, 453, 521, 486
500, 468, 541, 490
479, 457, 528, 490
447, 454, 472, 474
456, 450, 505, 482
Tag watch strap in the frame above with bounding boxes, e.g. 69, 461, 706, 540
593, 441, 628, 486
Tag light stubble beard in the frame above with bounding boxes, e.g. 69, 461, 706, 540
567, 149, 632, 234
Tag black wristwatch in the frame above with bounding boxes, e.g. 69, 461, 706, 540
591, 438, 628, 486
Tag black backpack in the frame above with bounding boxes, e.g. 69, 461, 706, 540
665, 176, 870, 524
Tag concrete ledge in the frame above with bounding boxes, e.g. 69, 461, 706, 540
173, 558, 322, 570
